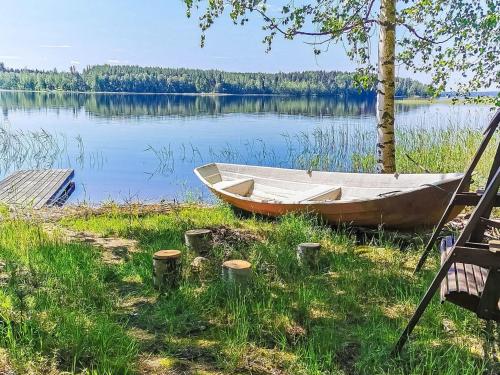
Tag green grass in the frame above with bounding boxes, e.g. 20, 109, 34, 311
0, 205, 497, 374
0, 219, 137, 374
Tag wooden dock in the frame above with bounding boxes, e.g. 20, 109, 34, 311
0, 169, 75, 209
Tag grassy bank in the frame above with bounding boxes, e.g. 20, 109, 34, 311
394, 97, 497, 106
0, 204, 497, 374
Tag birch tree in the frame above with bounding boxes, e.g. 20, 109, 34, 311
183, 0, 499, 173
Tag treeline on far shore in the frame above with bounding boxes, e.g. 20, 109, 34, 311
0, 63, 429, 97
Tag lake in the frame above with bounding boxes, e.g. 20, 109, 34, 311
0, 91, 491, 203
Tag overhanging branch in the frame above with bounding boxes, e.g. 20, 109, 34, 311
401, 23, 454, 44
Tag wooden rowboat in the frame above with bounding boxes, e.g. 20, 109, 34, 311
194, 163, 464, 229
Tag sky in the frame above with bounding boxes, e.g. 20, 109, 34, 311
0, 0, 424, 80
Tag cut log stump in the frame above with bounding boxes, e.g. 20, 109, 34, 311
222, 260, 252, 286
190, 256, 210, 281
297, 242, 321, 269
153, 250, 182, 290
185, 229, 213, 256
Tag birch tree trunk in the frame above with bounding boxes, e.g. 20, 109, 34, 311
376, 0, 397, 173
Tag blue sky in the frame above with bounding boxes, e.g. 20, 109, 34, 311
0, 0, 362, 72
1, 0, 423, 79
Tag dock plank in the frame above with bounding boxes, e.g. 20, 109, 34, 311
0, 171, 26, 192
18, 170, 58, 204
32, 170, 74, 209
0, 171, 34, 199
18, 170, 63, 207
0, 169, 75, 209
7, 170, 54, 205
13, 170, 73, 208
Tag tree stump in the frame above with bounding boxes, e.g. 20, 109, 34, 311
222, 260, 252, 286
190, 256, 210, 281
297, 243, 321, 269
153, 250, 182, 290
185, 229, 213, 256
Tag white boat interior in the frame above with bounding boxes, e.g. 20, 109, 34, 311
195, 163, 463, 204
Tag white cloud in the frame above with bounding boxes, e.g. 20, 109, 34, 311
0, 55, 21, 60
106, 59, 128, 65
70, 60, 80, 65
39, 44, 72, 48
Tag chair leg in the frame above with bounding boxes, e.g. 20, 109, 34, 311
414, 218, 447, 273
393, 260, 452, 355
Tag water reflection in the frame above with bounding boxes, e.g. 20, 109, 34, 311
0, 91, 379, 118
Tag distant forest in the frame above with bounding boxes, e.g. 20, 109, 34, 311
0, 63, 428, 97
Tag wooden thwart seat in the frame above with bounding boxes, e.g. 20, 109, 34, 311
214, 177, 341, 203
213, 178, 254, 196
251, 184, 341, 203
290, 185, 341, 203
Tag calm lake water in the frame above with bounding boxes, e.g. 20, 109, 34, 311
0, 91, 491, 203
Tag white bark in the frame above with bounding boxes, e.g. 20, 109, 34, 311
376, 0, 397, 173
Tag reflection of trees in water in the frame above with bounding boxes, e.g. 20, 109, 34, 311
85, 94, 379, 118
0, 91, 85, 116
0, 91, 386, 118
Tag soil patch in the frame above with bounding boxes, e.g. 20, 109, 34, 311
43, 224, 139, 265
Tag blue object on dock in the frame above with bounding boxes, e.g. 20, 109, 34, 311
0, 169, 75, 209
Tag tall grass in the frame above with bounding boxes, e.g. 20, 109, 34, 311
146, 112, 496, 188
0, 121, 107, 178
350, 125, 497, 184
0, 205, 483, 374
0, 219, 137, 373
0, 125, 64, 175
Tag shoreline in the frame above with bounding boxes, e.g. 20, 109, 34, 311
1, 88, 494, 105
17, 201, 211, 222
0, 88, 354, 98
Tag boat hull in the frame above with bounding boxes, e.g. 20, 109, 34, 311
195, 163, 464, 229
209, 179, 461, 229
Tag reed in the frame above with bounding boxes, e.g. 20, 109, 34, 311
145, 111, 495, 186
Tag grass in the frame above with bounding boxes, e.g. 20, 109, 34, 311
0, 219, 137, 373
0, 204, 498, 374
351, 124, 498, 189
395, 97, 497, 106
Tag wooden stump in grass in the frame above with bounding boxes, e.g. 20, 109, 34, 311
153, 250, 182, 290
297, 243, 321, 269
185, 229, 213, 256
190, 256, 210, 281
222, 260, 252, 286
